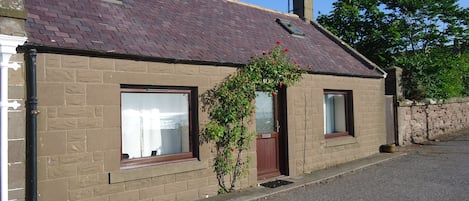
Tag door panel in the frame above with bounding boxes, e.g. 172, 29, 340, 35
256, 92, 280, 180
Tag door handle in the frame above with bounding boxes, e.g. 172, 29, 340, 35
276, 120, 280, 133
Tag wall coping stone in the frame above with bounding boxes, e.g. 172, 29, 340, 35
398, 97, 469, 107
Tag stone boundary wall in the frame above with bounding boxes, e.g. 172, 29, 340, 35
397, 98, 469, 145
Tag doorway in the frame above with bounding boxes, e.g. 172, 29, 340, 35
255, 89, 288, 180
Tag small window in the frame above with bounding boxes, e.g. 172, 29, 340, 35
323, 90, 354, 138
120, 85, 198, 168
276, 18, 305, 37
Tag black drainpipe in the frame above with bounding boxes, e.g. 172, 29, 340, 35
24, 48, 38, 201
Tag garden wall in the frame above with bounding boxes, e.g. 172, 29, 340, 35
397, 98, 469, 145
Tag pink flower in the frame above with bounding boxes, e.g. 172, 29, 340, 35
284, 48, 289, 52
271, 91, 277, 96
276, 40, 281, 45
230, 147, 235, 152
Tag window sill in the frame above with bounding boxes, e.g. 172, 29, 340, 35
325, 135, 357, 147
109, 159, 208, 184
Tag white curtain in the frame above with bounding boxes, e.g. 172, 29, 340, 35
121, 92, 189, 159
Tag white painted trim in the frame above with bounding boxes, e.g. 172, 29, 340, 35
0, 34, 27, 201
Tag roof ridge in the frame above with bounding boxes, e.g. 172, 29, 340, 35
226, 0, 299, 19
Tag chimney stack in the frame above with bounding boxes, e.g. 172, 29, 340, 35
293, 0, 313, 22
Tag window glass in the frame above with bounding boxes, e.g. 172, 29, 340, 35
121, 91, 190, 160
323, 90, 353, 138
255, 92, 275, 133
324, 93, 346, 134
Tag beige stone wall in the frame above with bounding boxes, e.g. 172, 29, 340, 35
34, 53, 387, 201
35, 53, 252, 201
287, 74, 386, 175
397, 99, 469, 145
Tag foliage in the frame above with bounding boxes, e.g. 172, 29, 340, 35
201, 42, 303, 193
318, 0, 469, 100
399, 48, 468, 100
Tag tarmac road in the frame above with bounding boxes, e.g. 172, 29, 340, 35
262, 131, 469, 201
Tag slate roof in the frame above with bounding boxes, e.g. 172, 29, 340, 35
24, 0, 384, 78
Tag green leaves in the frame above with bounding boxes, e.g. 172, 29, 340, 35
318, 0, 468, 100
201, 43, 303, 193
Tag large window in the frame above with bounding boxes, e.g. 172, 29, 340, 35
120, 85, 198, 168
323, 90, 354, 138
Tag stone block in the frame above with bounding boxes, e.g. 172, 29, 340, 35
57, 106, 94, 118
123, 178, 151, 191
86, 128, 120, 152
104, 149, 120, 171
8, 85, 24, 99
78, 162, 104, 175
138, 185, 164, 200
176, 189, 199, 201
44, 54, 61, 68
69, 188, 94, 201
69, 174, 108, 189
90, 57, 115, 70
174, 64, 199, 75
8, 162, 24, 188
115, 60, 147, 72
67, 130, 86, 142
95, 106, 104, 117
8, 188, 24, 200
109, 190, 139, 201
0, 17, 25, 37
93, 151, 105, 162
187, 178, 208, 189
93, 184, 125, 196
151, 174, 176, 186
38, 83, 65, 106
48, 164, 77, 179
164, 181, 187, 194
66, 84, 86, 94
68, 142, 86, 153
8, 111, 24, 139
66, 94, 86, 105
86, 84, 120, 105
38, 157, 47, 180
47, 151, 92, 166
38, 132, 67, 156
38, 179, 68, 201
77, 70, 103, 83
8, 140, 24, 162
62, 55, 89, 69
148, 62, 174, 74
46, 68, 75, 82
77, 118, 103, 129
47, 118, 77, 130
153, 194, 176, 201
103, 106, 120, 128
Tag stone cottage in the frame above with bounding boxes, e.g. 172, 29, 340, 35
4, 0, 387, 200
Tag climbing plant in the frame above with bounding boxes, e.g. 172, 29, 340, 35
202, 41, 304, 193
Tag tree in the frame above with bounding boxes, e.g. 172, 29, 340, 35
317, 0, 469, 100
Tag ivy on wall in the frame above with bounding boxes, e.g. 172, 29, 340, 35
201, 41, 304, 193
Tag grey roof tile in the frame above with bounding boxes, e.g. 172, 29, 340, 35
24, 0, 383, 77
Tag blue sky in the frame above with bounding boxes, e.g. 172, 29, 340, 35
240, 0, 469, 19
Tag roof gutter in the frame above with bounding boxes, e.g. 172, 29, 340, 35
310, 21, 388, 79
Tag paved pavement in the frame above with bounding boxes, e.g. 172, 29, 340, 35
204, 128, 469, 201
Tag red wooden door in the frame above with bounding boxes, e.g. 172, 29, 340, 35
255, 92, 280, 180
